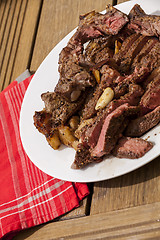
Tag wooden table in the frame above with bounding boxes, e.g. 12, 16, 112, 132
1, 0, 160, 239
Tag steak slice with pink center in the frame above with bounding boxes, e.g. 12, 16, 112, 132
112, 137, 153, 159
91, 103, 135, 158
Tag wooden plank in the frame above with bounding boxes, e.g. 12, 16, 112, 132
0, 0, 12, 48
10, 0, 42, 83
91, 156, 160, 215
13, 201, 160, 240
0, 0, 42, 91
0, 0, 26, 91
0, 1, 6, 30
30, 0, 113, 72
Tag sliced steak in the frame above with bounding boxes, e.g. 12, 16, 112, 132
91, 103, 138, 158
131, 37, 158, 71
128, 10, 160, 38
118, 84, 144, 106
94, 6, 129, 35
140, 74, 160, 111
125, 106, 160, 137
94, 47, 114, 63
83, 35, 115, 64
142, 66, 160, 89
119, 35, 150, 73
41, 92, 85, 128
113, 33, 140, 65
72, 143, 103, 169
81, 66, 121, 120
81, 84, 102, 120
112, 137, 153, 159
114, 67, 149, 99
138, 41, 160, 71
128, 4, 146, 19
56, 58, 95, 102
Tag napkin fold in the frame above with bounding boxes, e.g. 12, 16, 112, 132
0, 76, 89, 239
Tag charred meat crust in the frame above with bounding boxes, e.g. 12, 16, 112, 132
34, 4, 160, 169
41, 91, 86, 128
125, 106, 160, 137
112, 137, 153, 159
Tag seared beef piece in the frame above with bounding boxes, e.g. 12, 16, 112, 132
56, 55, 95, 102
119, 84, 144, 105
100, 65, 120, 87
94, 6, 129, 35
105, 84, 143, 118
55, 71, 95, 102
113, 34, 140, 65
131, 37, 158, 71
69, 25, 103, 48
69, 7, 128, 49
140, 74, 160, 111
84, 35, 115, 64
79, 10, 98, 27
128, 5, 160, 38
114, 67, 149, 99
114, 82, 128, 99
57, 6, 127, 103
94, 47, 114, 63
91, 103, 138, 157
81, 66, 121, 120
142, 66, 160, 89
82, 114, 105, 149
71, 143, 103, 169
33, 110, 53, 137
86, 104, 139, 149
112, 137, 153, 159
125, 106, 160, 137
41, 92, 85, 128
128, 4, 146, 19
81, 84, 101, 120
119, 35, 150, 73
138, 41, 160, 71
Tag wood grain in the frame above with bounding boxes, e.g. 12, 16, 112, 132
13, 201, 160, 240
1, 0, 27, 90
30, 0, 113, 72
0, 0, 42, 91
91, 156, 160, 215
11, 0, 43, 82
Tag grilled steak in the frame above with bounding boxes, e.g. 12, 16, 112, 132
125, 106, 160, 137
131, 37, 158, 71
128, 4, 146, 19
140, 73, 160, 111
113, 33, 140, 64
138, 41, 160, 71
81, 66, 121, 120
94, 6, 129, 35
34, 4, 160, 169
128, 5, 160, 38
72, 143, 103, 169
112, 137, 153, 159
119, 35, 150, 73
41, 92, 85, 128
91, 103, 138, 157
114, 67, 149, 98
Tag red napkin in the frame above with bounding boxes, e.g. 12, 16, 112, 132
0, 76, 89, 239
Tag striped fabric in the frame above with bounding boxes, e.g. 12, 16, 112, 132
0, 76, 89, 239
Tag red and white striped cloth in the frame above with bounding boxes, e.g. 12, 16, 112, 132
0, 76, 89, 239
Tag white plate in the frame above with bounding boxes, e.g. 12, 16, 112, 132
20, 0, 160, 182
